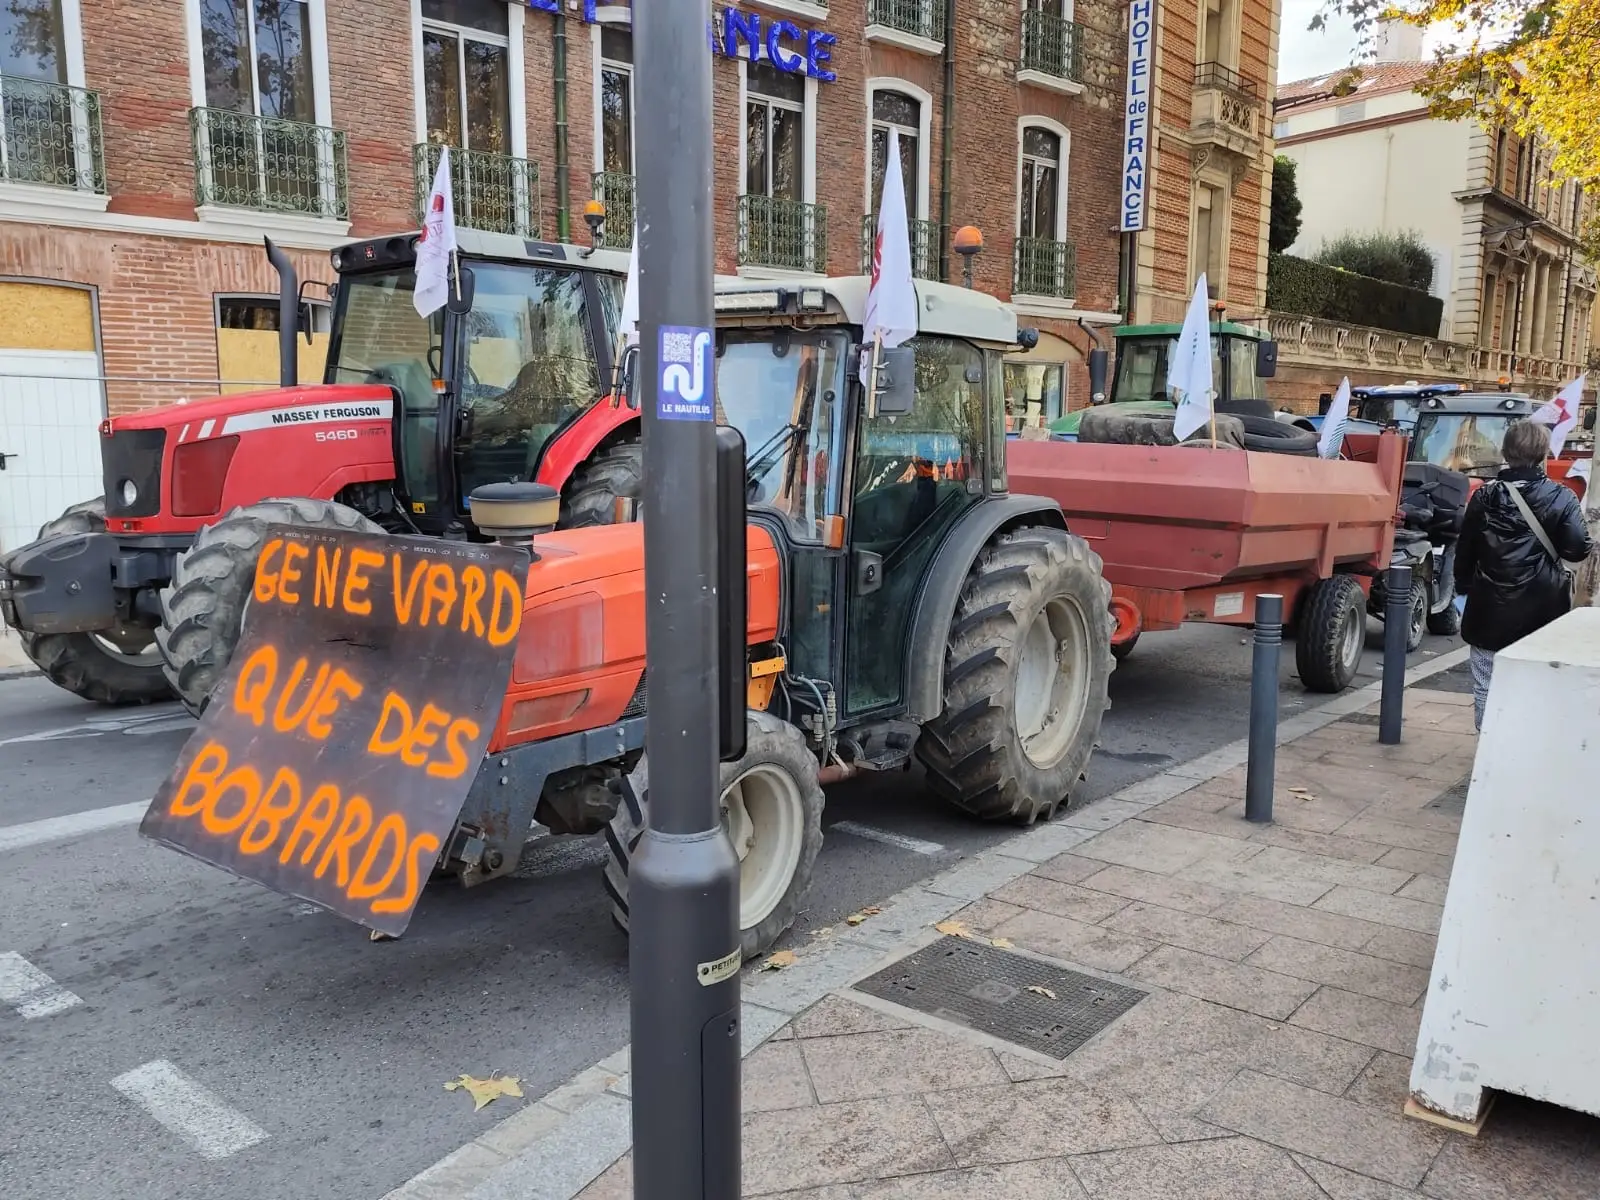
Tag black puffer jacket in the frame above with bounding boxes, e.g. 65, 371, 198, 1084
1454, 466, 1593, 652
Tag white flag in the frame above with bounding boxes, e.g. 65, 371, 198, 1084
1533, 373, 1585, 458
619, 225, 640, 347
1318, 377, 1353, 459
860, 127, 918, 384
413, 147, 458, 318
1169, 275, 1215, 442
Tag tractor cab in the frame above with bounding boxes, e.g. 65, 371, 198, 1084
705, 277, 1021, 717
1406, 391, 1541, 478
1049, 317, 1279, 437
323, 229, 631, 533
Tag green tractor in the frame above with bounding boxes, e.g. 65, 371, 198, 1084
1048, 318, 1284, 442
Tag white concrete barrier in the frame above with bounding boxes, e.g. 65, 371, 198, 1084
1410, 607, 1600, 1127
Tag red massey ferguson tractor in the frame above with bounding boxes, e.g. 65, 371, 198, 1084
0, 231, 642, 712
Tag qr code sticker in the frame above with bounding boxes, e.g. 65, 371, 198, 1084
661, 330, 694, 364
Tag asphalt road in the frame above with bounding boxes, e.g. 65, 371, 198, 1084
0, 617, 1460, 1200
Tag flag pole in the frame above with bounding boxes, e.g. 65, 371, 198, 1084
867, 328, 885, 418
450, 247, 461, 302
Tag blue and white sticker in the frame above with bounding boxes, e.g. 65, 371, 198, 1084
658, 325, 715, 422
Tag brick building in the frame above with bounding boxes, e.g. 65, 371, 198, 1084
0, 0, 1143, 427
1121, 0, 1277, 324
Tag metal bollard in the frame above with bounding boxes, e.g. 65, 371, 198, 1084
1245, 593, 1283, 823
1379, 564, 1411, 745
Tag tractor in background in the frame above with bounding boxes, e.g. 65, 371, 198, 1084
1, 226, 643, 712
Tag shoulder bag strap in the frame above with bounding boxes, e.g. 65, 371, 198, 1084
1502, 481, 1561, 564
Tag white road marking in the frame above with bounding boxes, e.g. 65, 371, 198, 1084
829, 820, 945, 856
111, 1060, 268, 1160
0, 801, 148, 854
0, 952, 82, 1018
0, 706, 193, 748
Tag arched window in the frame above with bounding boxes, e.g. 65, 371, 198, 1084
870, 89, 919, 219
1019, 125, 1061, 240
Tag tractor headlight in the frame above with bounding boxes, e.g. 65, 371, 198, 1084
120, 479, 138, 508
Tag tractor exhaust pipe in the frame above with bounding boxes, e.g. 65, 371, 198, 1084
264, 237, 298, 388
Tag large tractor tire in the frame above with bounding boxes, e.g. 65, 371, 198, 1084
157, 498, 382, 715
1295, 574, 1367, 693
915, 526, 1114, 824
14, 498, 174, 706
561, 439, 643, 528
604, 710, 824, 962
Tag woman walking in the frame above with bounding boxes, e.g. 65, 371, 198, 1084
1454, 419, 1593, 730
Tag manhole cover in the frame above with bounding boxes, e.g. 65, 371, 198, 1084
1413, 662, 1474, 695
853, 936, 1146, 1060
1427, 778, 1469, 816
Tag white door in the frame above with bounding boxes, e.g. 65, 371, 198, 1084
0, 350, 106, 555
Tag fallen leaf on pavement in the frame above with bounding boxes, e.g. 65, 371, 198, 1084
991, 937, 1014, 949
935, 920, 971, 939
763, 950, 797, 971
844, 906, 882, 926
810, 927, 834, 938
1025, 985, 1057, 1000
444, 1074, 523, 1112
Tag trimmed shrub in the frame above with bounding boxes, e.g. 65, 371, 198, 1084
1270, 156, 1303, 255
1267, 253, 1444, 337
1312, 229, 1435, 292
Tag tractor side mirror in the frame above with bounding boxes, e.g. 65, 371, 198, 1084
1087, 348, 1108, 404
298, 302, 315, 346
872, 345, 917, 418
1255, 339, 1279, 379
618, 343, 641, 409
446, 267, 476, 316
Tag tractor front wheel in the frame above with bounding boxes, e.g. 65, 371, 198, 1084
15, 498, 173, 706
915, 526, 1114, 824
157, 498, 382, 715
561, 439, 643, 528
603, 710, 824, 962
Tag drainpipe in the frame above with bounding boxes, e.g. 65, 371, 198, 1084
938, 0, 956, 282
553, 12, 572, 241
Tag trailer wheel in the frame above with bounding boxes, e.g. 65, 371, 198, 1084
1295, 575, 1367, 692
15, 499, 173, 706
561, 438, 643, 528
1111, 632, 1138, 661
603, 710, 824, 962
157, 498, 381, 715
916, 526, 1114, 824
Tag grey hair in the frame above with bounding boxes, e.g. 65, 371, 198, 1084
1504, 418, 1551, 468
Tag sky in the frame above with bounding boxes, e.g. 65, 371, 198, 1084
1277, 1, 1455, 86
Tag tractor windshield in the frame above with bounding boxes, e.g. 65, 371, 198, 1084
1410, 413, 1520, 475
1112, 336, 1223, 404
327, 270, 443, 505
715, 329, 848, 541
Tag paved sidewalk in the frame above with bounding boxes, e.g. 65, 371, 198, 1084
570, 675, 1600, 1199
0, 624, 33, 675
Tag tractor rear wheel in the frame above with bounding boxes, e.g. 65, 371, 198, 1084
15, 498, 175, 706
561, 439, 643, 528
1295, 574, 1366, 692
603, 710, 824, 962
157, 498, 381, 715
915, 526, 1114, 824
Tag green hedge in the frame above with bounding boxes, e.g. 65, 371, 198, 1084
1267, 253, 1444, 337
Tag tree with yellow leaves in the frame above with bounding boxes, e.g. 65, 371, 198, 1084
1320, 0, 1600, 252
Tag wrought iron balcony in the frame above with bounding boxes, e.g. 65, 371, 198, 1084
191, 107, 348, 219
738, 195, 827, 272
1192, 62, 1262, 149
591, 171, 635, 248
413, 142, 539, 238
1020, 10, 1085, 84
1014, 236, 1077, 299
866, 0, 945, 44
860, 213, 941, 280
0, 74, 105, 193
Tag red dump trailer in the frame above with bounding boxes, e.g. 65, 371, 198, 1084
1009, 429, 1407, 692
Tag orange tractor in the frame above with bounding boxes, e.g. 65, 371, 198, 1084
142, 274, 1118, 959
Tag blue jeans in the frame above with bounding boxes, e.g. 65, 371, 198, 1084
1469, 646, 1494, 732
